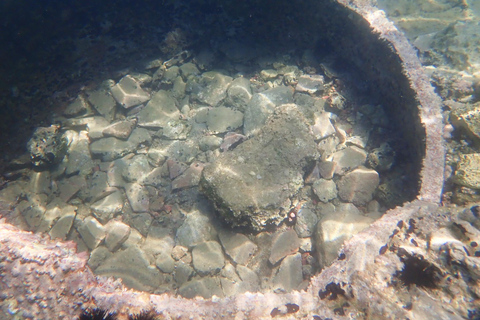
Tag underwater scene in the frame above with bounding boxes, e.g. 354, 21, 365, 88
0, 0, 479, 319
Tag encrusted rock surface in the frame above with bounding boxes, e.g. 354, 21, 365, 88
200, 104, 318, 231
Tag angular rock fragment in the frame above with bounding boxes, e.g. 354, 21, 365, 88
172, 162, 204, 190
89, 128, 151, 161
192, 241, 225, 275
269, 229, 301, 265
200, 104, 318, 231
243, 86, 294, 136
102, 118, 137, 140
125, 183, 149, 213
111, 75, 151, 109
104, 221, 131, 252
219, 231, 257, 265
136, 90, 179, 128
337, 167, 379, 205
87, 89, 117, 122
90, 189, 124, 223
78, 216, 106, 250
272, 253, 303, 292
206, 107, 244, 133
95, 246, 163, 292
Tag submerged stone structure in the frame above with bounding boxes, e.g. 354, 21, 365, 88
2, 0, 472, 319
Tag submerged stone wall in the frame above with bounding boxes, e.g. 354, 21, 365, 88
0, 0, 456, 319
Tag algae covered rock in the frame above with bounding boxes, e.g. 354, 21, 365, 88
200, 104, 318, 231
27, 125, 68, 168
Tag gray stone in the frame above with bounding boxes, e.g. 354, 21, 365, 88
236, 265, 260, 292
88, 246, 112, 271
111, 75, 150, 109
79, 171, 116, 204
330, 146, 368, 175
176, 211, 217, 248
171, 245, 192, 264
178, 277, 224, 299
86, 117, 111, 140
125, 183, 149, 212
142, 225, 175, 258
87, 89, 117, 122
312, 179, 338, 203
294, 207, 319, 238
65, 131, 94, 176
90, 189, 124, 223
219, 231, 257, 265
318, 161, 336, 180
243, 86, 294, 136
89, 128, 151, 161
260, 69, 278, 80
310, 112, 335, 141
48, 208, 76, 240
63, 95, 90, 117
30, 170, 52, 195
78, 216, 106, 250
102, 118, 137, 140
206, 107, 244, 134
141, 168, 165, 187
192, 71, 233, 107
128, 212, 152, 237
171, 76, 186, 100
104, 221, 131, 252
337, 167, 379, 205
17, 195, 47, 229
95, 246, 163, 292
179, 62, 200, 79
57, 175, 87, 203
162, 120, 190, 140
269, 229, 300, 265
155, 140, 200, 164
295, 74, 324, 94
136, 90, 180, 128
199, 136, 222, 152
192, 241, 225, 275
315, 203, 373, 268
200, 105, 318, 231
155, 252, 175, 273
174, 261, 194, 285
227, 77, 252, 111
122, 155, 151, 183
171, 162, 204, 191
272, 253, 303, 292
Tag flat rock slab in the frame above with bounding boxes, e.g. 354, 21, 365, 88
102, 118, 137, 140
272, 252, 303, 292
136, 90, 179, 128
95, 246, 163, 292
78, 216, 106, 250
269, 229, 300, 265
200, 104, 318, 231
192, 241, 225, 275
111, 75, 150, 109
89, 128, 151, 161
219, 231, 258, 265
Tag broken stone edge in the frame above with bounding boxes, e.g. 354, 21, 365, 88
0, 1, 447, 319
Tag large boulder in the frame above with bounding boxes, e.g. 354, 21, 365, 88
200, 104, 318, 231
